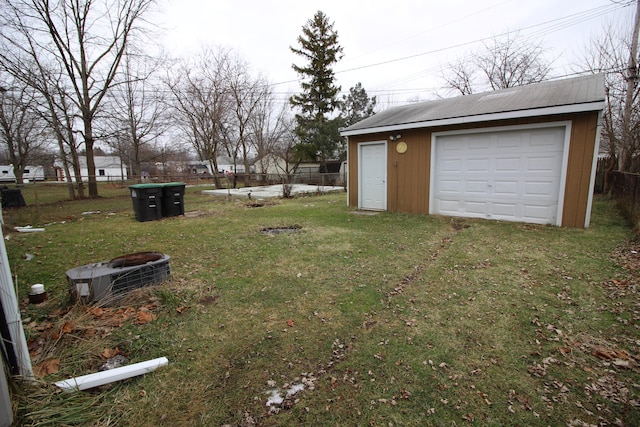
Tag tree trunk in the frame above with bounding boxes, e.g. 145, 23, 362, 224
84, 116, 98, 197
621, 0, 640, 171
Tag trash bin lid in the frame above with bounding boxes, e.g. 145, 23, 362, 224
129, 183, 165, 189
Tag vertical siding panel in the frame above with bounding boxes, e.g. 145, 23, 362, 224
348, 138, 358, 208
396, 136, 409, 212
562, 112, 597, 227
388, 142, 398, 212
399, 139, 408, 211
409, 135, 418, 213
567, 116, 587, 226
575, 113, 598, 226
416, 132, 428, 214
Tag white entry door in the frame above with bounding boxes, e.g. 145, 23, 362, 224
431, 125, 568, 225
359, 142, 387, 210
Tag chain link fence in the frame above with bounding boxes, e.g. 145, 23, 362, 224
607, 170, 640, 229
0, 172, 348, 206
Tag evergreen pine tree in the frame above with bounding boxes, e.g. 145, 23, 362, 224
290, 11, 343, 171
340, 82, 377, 127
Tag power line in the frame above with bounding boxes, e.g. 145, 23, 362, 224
331, 2, 627, 77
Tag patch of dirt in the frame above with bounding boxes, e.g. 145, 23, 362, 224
244, 200, 276, 208
198, 295, 219, 306
261, 225, 301, 235
183, 210, 213, 219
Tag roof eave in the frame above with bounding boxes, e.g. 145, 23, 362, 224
340, 101, 604, 137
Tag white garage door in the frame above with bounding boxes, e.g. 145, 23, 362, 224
432, 126, 567, 225
359, 142, 387, 210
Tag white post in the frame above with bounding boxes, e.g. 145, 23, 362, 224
0, 354, 13, 427
0, 213, 33, 379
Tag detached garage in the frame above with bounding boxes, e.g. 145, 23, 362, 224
340, 74, 605, 228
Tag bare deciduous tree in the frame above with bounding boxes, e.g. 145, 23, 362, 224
105, 51, 168, 178
0, 82, 47, 184
580, 4, 640, 174
221, 54, 266, 185
166, 47, 233, 188
1, 0, 155, 197
442, 33, 551, 95
250, 91, 295, 182
441, 57, 476, 95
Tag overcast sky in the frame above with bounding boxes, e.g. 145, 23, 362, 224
156, 0, 634, 107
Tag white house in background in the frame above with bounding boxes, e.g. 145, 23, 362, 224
216, 156, 248, 174
53, 156, 127, 182
0, 165, 45, 182
254, 154, 288, 178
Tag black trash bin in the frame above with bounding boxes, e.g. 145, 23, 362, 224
161, 182, 186, 217
129, 184, 163, 222
1, 188, 26, 208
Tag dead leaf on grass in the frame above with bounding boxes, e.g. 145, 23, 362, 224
61, 322, 73, 334
33, 358, 60, 377
558, 346, 572, 357
286, 319, 294, 327
27, 339, 42, 356
590, 345, 630, 362
176, 306, 190, 314
34, 322, 53, 332
136, 310, 156, 325
101, 347, 121, 359
90, 307, 105, 317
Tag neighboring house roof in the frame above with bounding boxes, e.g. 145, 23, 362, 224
341, 74, 605, 136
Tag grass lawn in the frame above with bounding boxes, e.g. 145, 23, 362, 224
5, 187, 640, 426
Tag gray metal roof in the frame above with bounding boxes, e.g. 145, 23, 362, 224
341, 73, 605, 136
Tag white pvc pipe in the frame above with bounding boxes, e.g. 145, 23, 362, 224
14, 227, 45, 233
54, 357, 168, 392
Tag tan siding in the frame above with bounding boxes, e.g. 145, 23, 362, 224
562, 112, 599, 227
389, 129, 430, 214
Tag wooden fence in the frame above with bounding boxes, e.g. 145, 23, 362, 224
607, 170, 640, 228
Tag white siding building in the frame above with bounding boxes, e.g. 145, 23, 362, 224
54, 156, 127, 182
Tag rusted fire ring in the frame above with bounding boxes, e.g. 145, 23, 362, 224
108, 251, 164, 268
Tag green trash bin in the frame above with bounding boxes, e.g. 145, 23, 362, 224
161, 182, 186, 217
129, 184, 163, 222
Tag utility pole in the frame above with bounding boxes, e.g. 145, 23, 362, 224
621, 0, 640, 170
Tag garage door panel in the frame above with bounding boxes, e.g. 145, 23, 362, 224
466, 180, 488, 193
439, 199, 462, 212
493, 203, 518, 216
530, 131, 564, 147
465, 201, 487, 214
493, 181, 518, 195
468, 158, 490, 171
433, 126, 566, 225
495, 157, 520, 172
496, 134, 522, 148
528, 156, 560, 172
440, 179, 461, 192
467, 135, 492, 149
441, 159, 462, 171
523, 204, 553, 221
524, 180, 559, 197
